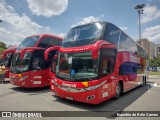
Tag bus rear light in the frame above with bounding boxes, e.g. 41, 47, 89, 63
87, 95, 95, 100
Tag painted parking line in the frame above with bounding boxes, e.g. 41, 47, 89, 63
147, 82, 160, 92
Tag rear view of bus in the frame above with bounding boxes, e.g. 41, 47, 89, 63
50, 21, 148, 104
10, 34, 62, 88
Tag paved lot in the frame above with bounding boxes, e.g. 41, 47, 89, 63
0, 78, 160, 120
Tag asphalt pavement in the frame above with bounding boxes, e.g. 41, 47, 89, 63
0, 77, 160, 120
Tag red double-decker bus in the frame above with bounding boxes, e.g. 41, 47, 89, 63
0, 47, 17, 78
10, 34, 62, 88
50, 21, 148, 104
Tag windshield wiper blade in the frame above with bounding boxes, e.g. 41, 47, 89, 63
13, 67, 22, 73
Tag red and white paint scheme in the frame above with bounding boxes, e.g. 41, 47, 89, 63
10, 34, 63, 88
50, 22, 148, 104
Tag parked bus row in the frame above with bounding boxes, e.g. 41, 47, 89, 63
1, 34, 62, 87
1, 21, 148, 104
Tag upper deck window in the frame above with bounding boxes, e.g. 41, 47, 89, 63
38, 36, 62, 48
62, 22, 104, 47
17, 36, 40, 50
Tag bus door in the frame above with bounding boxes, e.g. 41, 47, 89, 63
30, 50, 57, 87
100, 48, 117, 96
29, 50, 49, 87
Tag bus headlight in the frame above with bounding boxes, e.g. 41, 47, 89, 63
19, 76, 28, 81
85, 81, 106, 91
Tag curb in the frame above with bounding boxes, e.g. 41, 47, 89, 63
149, 76, 160, 79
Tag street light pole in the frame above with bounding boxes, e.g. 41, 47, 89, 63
134, 4, 145, 46
138, 10, 141, 45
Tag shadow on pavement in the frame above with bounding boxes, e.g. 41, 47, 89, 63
0, 80, 10, 84
52, 85, 151, 118
10, 86, 50, 95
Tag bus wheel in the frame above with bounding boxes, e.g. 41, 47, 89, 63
114, 82, 121, 99
142, 77, 146, 87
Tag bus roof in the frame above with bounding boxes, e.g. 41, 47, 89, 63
69, 21, 148, 58
26, 34, 63, 40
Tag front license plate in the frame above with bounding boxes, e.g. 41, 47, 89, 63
66, 96, 73, 100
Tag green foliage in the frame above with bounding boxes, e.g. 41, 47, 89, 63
0, 42, 7, 52
149, 57, 160, 67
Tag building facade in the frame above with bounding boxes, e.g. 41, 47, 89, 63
157, 44, 160, 57
137, 38, 157, 59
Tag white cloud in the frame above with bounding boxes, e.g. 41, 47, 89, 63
57, 33, 65, 38
0, 1, 44, 45
119, 26, 128, 31
0, 1, 63, 45
71, 16, 100, 27
142, 25, 160, 43
141, 5, 160, 24
27, 0, 68, 17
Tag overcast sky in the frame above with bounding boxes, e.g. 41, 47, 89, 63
0, 0, 160, 46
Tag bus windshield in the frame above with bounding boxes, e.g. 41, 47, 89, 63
17, 36, 40, 50
3, 53, 13, 67
62, 22, 104, 47
56, 51, 99, 81
10, 53, 31, 73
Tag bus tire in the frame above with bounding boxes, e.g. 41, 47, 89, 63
113, 82, 121, 99
141, 76, 146, 87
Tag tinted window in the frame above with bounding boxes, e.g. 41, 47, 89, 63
62, 22, 104, 48
119, 32, 137, 53
17, 36, 40, 50
137, 44, 147, 57
10, 53, 31, 73
32, 50, 50, 70
100, 48, 117, 77
104, 23, 120, 47
38, 37, 62, 48
119, 62, 138, 75
56, 51, 99, 81
4, 53, 13, 67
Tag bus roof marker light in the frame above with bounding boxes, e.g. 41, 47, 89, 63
82, 82, 88, 87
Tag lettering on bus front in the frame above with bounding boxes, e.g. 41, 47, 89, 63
62, 83, 76, 88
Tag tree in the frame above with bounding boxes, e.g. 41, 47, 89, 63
149, 57, 160, 67
0, 42, 7, 52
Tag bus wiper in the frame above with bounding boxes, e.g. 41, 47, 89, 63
57, 73, 70, 79
15, 67, 22, 73
88, 77, 93, 81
